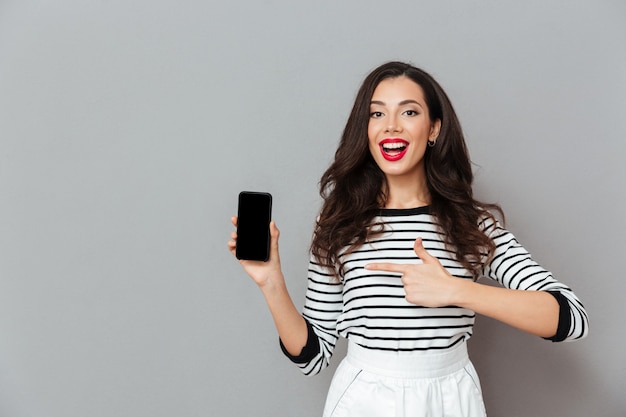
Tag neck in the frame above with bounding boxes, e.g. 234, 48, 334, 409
382, 174, 430, 209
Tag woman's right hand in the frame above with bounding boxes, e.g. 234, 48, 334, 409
227, 216, 284, 289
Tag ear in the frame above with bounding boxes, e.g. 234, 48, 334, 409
430, 119, 442, 141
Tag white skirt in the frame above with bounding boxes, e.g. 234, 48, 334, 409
322, 341, 487, 417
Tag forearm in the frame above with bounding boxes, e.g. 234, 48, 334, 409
455, 280, 560, 338
259, 276, 309, 356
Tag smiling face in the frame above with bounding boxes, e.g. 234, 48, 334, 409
368, 76, 441, 184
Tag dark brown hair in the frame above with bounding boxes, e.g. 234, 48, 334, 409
312, 61, 503, 279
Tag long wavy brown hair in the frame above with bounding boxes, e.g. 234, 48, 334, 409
311, 61, 503, 280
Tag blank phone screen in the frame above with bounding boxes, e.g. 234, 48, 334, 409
236, 192, 272, 261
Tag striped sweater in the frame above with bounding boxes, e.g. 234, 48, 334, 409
281, 206, 589, 376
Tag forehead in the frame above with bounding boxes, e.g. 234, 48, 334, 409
371, 76, 426, 103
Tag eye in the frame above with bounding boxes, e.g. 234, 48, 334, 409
370, 111, 384, 118
404, 109, 419, 116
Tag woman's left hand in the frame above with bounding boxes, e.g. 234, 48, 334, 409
367, 238, 562, 338
364, 238, 465, 307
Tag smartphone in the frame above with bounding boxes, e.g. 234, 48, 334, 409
236, 191, 273, 261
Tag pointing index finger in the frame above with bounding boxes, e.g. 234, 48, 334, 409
364, 262, 409, 273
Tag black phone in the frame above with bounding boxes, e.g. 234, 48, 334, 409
236, 191, 273, 261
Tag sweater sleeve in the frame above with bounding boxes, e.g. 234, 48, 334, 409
279, 256, 344, 376
480, 217, 589, 342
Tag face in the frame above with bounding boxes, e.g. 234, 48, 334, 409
368, 76, 441, 182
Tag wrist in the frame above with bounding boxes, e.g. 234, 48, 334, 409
450, 278, 478, 308
259, 272, 287, 296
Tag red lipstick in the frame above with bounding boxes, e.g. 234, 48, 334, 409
379, 138, 409, 161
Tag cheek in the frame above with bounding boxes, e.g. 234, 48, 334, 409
367, 125, 377, 147
412, 121, 433, 138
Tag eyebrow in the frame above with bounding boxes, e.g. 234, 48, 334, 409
370, 99, 424, 108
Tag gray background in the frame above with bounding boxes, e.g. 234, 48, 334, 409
0, 1, 624, 416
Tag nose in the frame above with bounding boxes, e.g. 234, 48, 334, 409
384, 114, 401, 133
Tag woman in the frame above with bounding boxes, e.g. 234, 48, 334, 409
228, 61, 588, 417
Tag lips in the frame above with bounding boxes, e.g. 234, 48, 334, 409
379, 138, 409, 161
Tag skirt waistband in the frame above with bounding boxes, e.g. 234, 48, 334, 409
346, 341, 469, 379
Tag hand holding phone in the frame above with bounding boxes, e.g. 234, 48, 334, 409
235, 191, 272, 262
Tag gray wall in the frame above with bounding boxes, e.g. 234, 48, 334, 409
1, 1, 624, 416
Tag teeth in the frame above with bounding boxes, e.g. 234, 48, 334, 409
382, 142, 407, 150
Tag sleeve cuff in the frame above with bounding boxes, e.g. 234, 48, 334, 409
279, 319, 321, 364
543, 291, 571, 342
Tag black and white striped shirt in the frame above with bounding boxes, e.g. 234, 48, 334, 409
283, 207, 588, 376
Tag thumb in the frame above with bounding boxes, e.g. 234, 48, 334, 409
413, 238, 438, 264
269, 221, 280, 257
